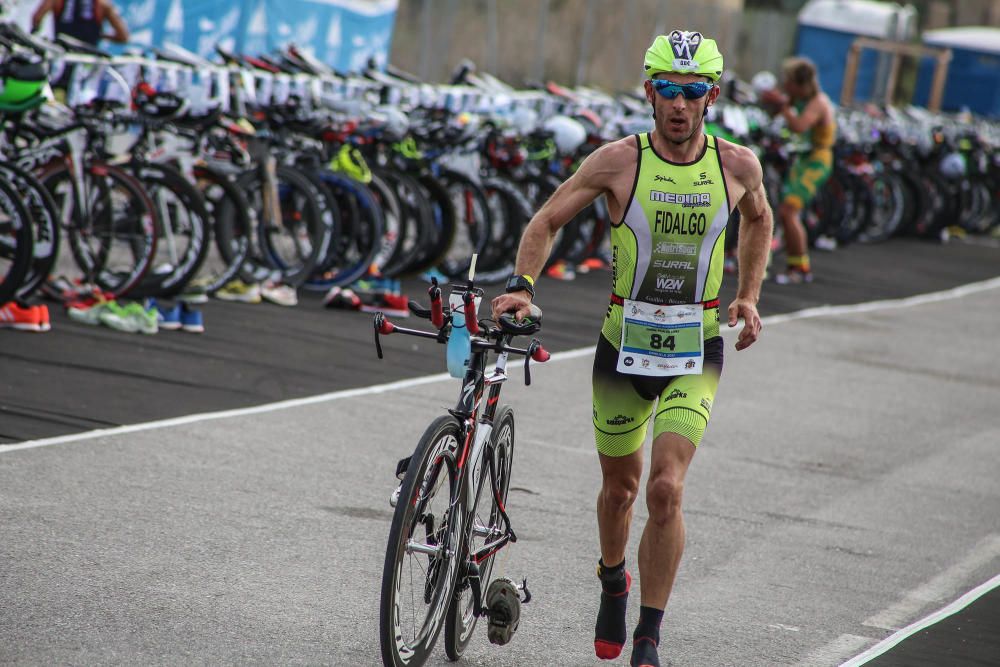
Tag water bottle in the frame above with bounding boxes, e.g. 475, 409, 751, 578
447, 291, 471, 378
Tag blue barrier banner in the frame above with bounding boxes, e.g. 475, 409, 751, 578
114, 0, 397, 71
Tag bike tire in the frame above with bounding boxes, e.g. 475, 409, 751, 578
0, 176, 33, 305
130, 162, 211, 299
193, 165, 252, 294
437, 170, 491, 281
444, 406, 515, 660
0, 162, 60, 301
237, 164, 333, 286
380, 415, 465, 667
39, 161, 159, 301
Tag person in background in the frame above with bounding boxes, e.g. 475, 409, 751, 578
760, 56, 836, 284
31, 0, 129, 45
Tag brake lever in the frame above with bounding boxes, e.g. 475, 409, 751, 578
373, 312, 385, 359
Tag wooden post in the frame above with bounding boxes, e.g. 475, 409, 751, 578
841, 37, 952, 111
884, 53, 902, 106
928, 49, 951, 112
841, 42, 862, 107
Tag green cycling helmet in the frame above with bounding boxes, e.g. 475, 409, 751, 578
0, 53, 49, 112
644, 30, 724, 82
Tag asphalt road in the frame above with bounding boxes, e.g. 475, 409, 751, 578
1, 234, 999, 665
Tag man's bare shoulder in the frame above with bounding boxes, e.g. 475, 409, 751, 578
588, 135, 639, 171
716, 138, 762, 183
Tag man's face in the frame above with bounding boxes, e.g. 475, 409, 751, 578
644, 73, 719, 145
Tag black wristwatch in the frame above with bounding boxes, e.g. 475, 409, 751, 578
505, 274, 535, 298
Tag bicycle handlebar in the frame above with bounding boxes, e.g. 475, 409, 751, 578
372, 297, 549, 385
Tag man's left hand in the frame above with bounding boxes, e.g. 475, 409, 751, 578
727, 298, 762, 351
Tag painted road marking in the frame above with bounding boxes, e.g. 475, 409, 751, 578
840, 572, 1000, 666
3, 276, 999, 456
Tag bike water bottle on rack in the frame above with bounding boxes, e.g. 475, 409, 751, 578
446, 255, 482, 378
370, 255, 549, 667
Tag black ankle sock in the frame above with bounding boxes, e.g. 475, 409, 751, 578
630, 606, 663, 667
594, 558, 630, 659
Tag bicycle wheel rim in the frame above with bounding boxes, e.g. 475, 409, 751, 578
0, 178, 33, 305
444, 407, 514, 660
43, 163, 159, 300
380, 416, 463, 667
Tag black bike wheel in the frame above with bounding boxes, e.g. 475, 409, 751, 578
0, 176, 33, 305
0, 162, 60, 301
379, 170, 437, 277
438, 170, 491, 280
130, 162, 211, 298
41, 162, 159, 300
380, 415, 465, 667
193, 165, 252, 294
238, 164, 333, 286
367, 171, 406, 277
444, 406, 515, 660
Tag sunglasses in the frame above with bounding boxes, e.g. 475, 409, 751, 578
650, 79, 715, 100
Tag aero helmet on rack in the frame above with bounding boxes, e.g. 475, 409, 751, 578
644, 30, 724, 82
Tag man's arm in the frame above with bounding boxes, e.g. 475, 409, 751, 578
779, 95, 824, 134
491, 139, 632, 320
31, 0, 56, 32
102, 0, 129, 43
725, 144, 773, 350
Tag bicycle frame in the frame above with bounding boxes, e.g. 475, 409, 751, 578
374, 279, 548, 620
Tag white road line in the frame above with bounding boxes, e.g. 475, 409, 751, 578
840, 571, 1000, 667
3, 276, 999, 455
795, 634, 874, 667
862, 533, 1000, 631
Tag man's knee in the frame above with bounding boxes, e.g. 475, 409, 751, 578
646, 474, 684, 525
600, 474, 640, 513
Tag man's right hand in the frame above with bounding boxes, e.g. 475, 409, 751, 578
491, 291, 534, 322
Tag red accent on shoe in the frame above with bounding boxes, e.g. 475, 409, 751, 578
594, 639, 624, 660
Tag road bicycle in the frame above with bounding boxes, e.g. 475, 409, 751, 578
371, 267, 549, 667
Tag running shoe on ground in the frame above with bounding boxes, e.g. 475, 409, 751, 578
420, 268, 449, 285
814, 235, 838, 251
180, 304, 204, 333
546, 260, 576, 281
36, 305, 51, 332
323, 286, 362, 310
155, 303, 182, 330
360, 293, 410, 318
99, 301, 141, 333
124, 302, 158, 335
67, 301, 112, 327
261, 280, 298, 307
178, 277, 211, 304
0, 302, 43, 332
578, 255, 611, 273
774, 269, 814, 285
216, 279, 262, 304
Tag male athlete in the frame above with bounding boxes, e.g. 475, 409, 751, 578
761, 56, 836, 283
492, 31, 772, 667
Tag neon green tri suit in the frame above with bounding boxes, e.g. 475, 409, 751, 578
593, 132, 733, 457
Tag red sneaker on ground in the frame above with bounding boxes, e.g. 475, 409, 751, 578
0, 302, 43, 332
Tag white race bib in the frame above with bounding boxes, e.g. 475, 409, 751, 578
616, 300, 704, 377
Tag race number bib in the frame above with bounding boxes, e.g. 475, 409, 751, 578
617, 300, 704, 377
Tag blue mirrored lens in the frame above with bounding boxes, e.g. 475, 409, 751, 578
651, 80, 713, 100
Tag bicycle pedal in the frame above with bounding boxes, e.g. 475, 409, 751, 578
485, 577, 521, 646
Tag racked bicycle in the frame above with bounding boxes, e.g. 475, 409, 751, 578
371, 263, 549, 667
